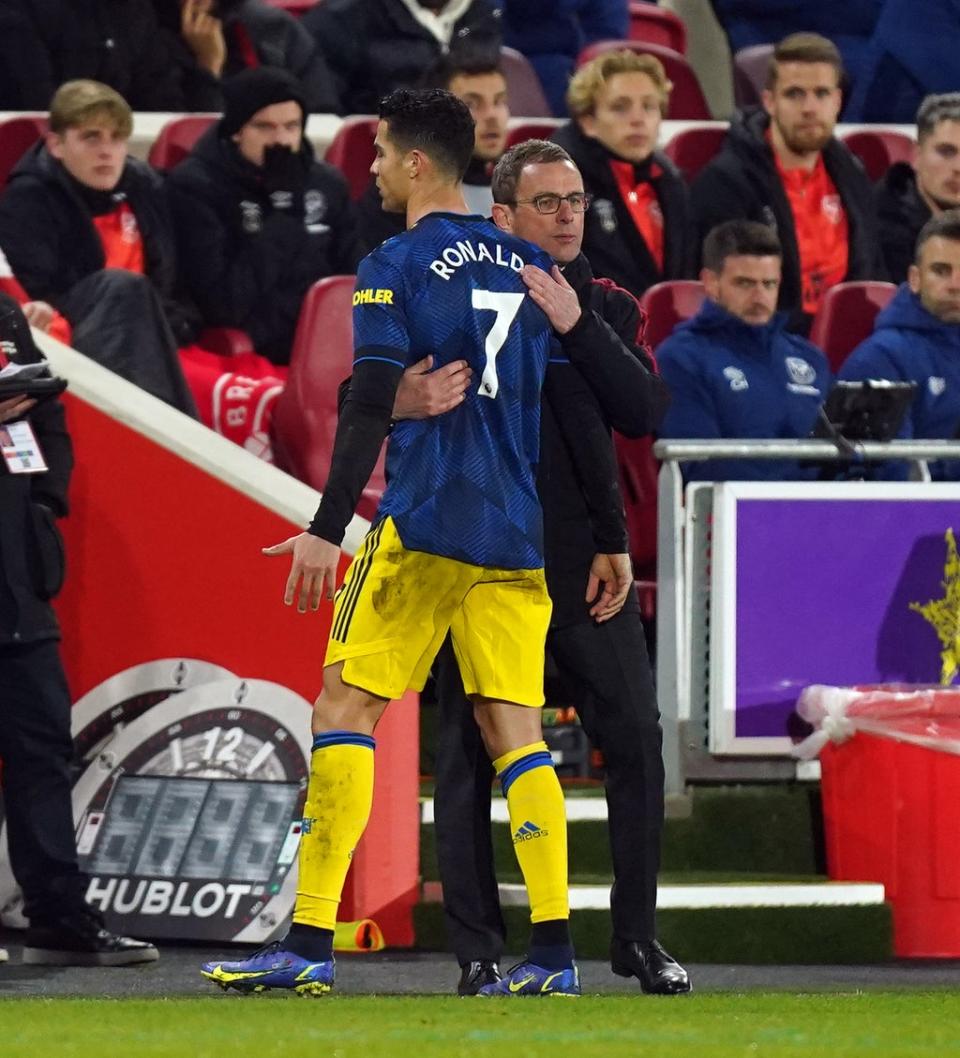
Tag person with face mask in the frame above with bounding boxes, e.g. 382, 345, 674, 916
168, 68, 361, 365
691, 32, 885, 334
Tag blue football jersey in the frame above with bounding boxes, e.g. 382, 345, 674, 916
352, 212, 558, 569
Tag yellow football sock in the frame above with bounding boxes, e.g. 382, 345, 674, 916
293, 730, 375, 932
494, 740, 569, 923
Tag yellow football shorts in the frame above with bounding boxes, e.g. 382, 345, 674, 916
324, 517, 551, 706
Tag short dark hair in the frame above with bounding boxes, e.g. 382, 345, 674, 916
702, 220, 782, 273
379, 88, 475, 181
420, 53, 504, 92
917, 93, 960, 142
915, 208, 960, 260
766, 32, 843, 90
491, 139, 574, 204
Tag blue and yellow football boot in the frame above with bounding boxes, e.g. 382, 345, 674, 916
477, 959, 581, 997
201, 941, 335, 996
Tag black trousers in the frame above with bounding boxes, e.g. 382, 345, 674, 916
0, 639, 87, 924
433, 606, 665, 964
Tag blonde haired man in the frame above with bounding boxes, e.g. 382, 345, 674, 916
551, 49, 695, 300
0, 80, 197, 413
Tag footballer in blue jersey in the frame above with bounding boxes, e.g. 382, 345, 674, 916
355, 212, 559, 570
202, 88, 594, 1000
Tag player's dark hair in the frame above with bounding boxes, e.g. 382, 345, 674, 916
915, 209, 960, 261
702, 220, 782, 273
419, 53, 504, 92
491, 139, 574, 204
379, 88, 475, 182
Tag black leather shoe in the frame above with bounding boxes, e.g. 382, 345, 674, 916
22, 909, 159, 967
611, 938, 691, 994
457, 959, 502, 996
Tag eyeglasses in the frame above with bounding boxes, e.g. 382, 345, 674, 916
511, 192, 593, 215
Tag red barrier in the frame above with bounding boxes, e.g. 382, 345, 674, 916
53, 391, 419, 945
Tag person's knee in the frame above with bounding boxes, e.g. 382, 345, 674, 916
472, 698, 543, 760
312, 663, 388, 735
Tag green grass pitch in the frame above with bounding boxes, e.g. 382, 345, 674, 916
1, 993, 959, 1058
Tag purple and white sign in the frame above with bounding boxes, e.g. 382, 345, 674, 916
709, 483, 960, 755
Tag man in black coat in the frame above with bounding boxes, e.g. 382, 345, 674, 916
877, 93, 960, 284
152, 0, 341, 115
0, 80, 198, 415
417, 139, 689, 997
0, 0, 221, 111
169, 68, 362, 365
691, 32, 884, 333
0, 294, 158, 965
552, 48, 695, 302
303, 0, 501, 117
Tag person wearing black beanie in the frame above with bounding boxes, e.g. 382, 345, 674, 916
168, 68, 362, 365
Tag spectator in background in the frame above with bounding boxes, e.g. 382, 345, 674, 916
496, 0, 628, 117
552, 49, 694, 301
845, 0, 960, 124
358, 54, 510, 252
841, 212, 960, 476
0, 0, 221, 111
0, 296, 159, 967
709, 0, 882, 98
658, 219, 830, 481
692, 33, 883, 333
878, 94, 960, 284
169, 68, 361, 366
0, 80, 197, 414
303, 0, 501, 116
152, 0, 341, 114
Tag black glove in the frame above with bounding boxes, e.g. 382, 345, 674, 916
261, 144, 306, 216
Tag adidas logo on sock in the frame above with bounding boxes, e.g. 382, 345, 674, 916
512, 820, 548, 844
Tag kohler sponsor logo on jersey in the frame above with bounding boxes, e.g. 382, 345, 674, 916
429, 238, 526, 280
85, 877, 254, 918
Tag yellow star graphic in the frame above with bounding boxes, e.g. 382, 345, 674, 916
910, 528, 960, 685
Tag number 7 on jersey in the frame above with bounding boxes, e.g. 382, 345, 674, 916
472, 289, 525, 399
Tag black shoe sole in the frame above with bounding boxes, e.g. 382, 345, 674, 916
22, 945, 160, 967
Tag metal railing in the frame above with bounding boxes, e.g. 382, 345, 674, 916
652, 439, 960, 794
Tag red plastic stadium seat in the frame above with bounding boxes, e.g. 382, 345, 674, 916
500, 46, 553, 118
808, 281, 897, 373
271, 275, 386, 518
638, 279, 706, 350
324, 117, 379, 201
0, 115, 47, 187
733, 43, 774, 109
576, 41, 710, 120
148, 115, 217, 171
628, 1, 687, 54
841, 130, 916, 183
506, 121, 562, 148
662, 125, 726, 182
616, 434, 659, 584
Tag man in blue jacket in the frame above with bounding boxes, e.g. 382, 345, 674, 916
658, 219, 831, 481
841, 211, 960, 477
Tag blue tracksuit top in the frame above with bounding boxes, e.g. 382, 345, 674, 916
657, 299, 831, 481
840, 284, 960, 480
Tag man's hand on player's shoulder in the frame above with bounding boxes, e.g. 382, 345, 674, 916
586, 551, 634, 623
393, 355, 473, 420
263, 532, 341, 613
521, 264, 582, 335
